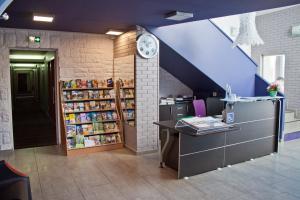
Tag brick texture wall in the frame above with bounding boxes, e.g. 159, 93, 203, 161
159, 67, 193, 98
252, 6, 300, 115
0, 27, 160, 153
114, 27, 160, 153
113, 55, 135, 80
0, 28, 114, 150
114, 30, 136, 58
135, 27, 159, 152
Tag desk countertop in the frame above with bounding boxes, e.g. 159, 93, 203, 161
154, 120, 238, 136
221, 96, 283, 103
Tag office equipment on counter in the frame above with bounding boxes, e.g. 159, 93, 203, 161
175, 95, 193, 104
193, 99, 206, 117
160, 97, 175, 105
159, 102, 194, 121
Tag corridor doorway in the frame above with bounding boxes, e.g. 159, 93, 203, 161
10, 50, 57, 149
259, 54, 285, 93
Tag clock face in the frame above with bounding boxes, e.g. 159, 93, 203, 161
136, 34, 159, 59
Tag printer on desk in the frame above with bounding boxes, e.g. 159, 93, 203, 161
160, 95, 194, 121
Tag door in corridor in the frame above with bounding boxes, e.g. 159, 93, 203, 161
10, 50, 57, 149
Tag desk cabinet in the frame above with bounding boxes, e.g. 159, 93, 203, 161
159, 103, 194, 121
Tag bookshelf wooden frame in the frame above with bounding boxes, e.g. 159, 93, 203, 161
59, 81, 124, 156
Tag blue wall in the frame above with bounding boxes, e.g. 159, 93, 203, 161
147, 20, 257, 97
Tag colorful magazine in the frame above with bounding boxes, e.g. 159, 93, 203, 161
81, 80, 87, 88
69, 114, 76, 124
78, 103, 85, 111
66, 125, 76, 137
93, 122, 104, 133
75, 79, 82, 88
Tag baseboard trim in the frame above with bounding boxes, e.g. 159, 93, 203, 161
284, 131, 300, 141
124, 145, 158, 155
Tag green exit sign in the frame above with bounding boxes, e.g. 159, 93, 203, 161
29, 36, 41, 43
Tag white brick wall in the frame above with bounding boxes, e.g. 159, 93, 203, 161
252, 5, 300, 115
0, 28, 114, 150
135, 27, 159, 152
0, 27, 160, 153
113, 55, 135, 80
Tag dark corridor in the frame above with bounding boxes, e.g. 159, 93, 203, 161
13, 98, 56, 149
11, 50, 57, 149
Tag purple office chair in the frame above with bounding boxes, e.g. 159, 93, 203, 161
193, 99, 206, 117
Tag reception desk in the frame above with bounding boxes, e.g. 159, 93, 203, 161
154, 98, 280, 179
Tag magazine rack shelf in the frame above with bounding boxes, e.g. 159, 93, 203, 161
59, 80, 124, 156
115, 80, 136, 128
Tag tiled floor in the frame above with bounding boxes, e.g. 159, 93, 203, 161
1, 140, 300, 200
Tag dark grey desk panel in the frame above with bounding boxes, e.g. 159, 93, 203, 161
179, 148, 224, 178
165, 133, 179, 170
225, 136, 276, 166
226, 101, 277, 123
159, 105, 172, 121
226, 119, 277, 145
180, 132, 226, 155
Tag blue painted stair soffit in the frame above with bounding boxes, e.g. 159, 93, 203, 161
160, 40, 225, 94
147, 20, 257, 97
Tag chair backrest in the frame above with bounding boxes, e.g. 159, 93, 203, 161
0, 160, 32, 200
206, 97, 224, 116
193, 99, 206, 117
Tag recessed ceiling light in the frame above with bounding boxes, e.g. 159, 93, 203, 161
33, 14, 54, 22
11, 63, 37, 67
9, 54, 45, 60
105, 30, 124, 36
165, 11, 194, 21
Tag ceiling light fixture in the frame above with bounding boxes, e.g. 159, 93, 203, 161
0, 13, 9, 21
10, 63, 37, 67
234, 12, 264, 47
9, 54, 45, 60
33, 14, 54, 22
105, 30, 124, 36
165, 11, 194, 21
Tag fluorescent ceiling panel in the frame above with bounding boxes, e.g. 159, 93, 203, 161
105, 30, 123, 35
11, 63, 37, 67
9, 54, 45, 60
33, 14, 54, 22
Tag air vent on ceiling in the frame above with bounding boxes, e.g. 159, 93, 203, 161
165, 11, 193, 21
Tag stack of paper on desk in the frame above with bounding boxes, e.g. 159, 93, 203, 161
179, 116, 229, 131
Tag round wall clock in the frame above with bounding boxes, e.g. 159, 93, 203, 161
136, 33, 159, 59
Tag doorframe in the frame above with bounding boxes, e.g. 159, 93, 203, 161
9, 48, 61, 147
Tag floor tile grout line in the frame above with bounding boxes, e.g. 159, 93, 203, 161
70, 171, 88, 200
33, 147, 44, 200
94, 151, 133, 200
141, 175, 175, 200
92, 153, 115, 186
